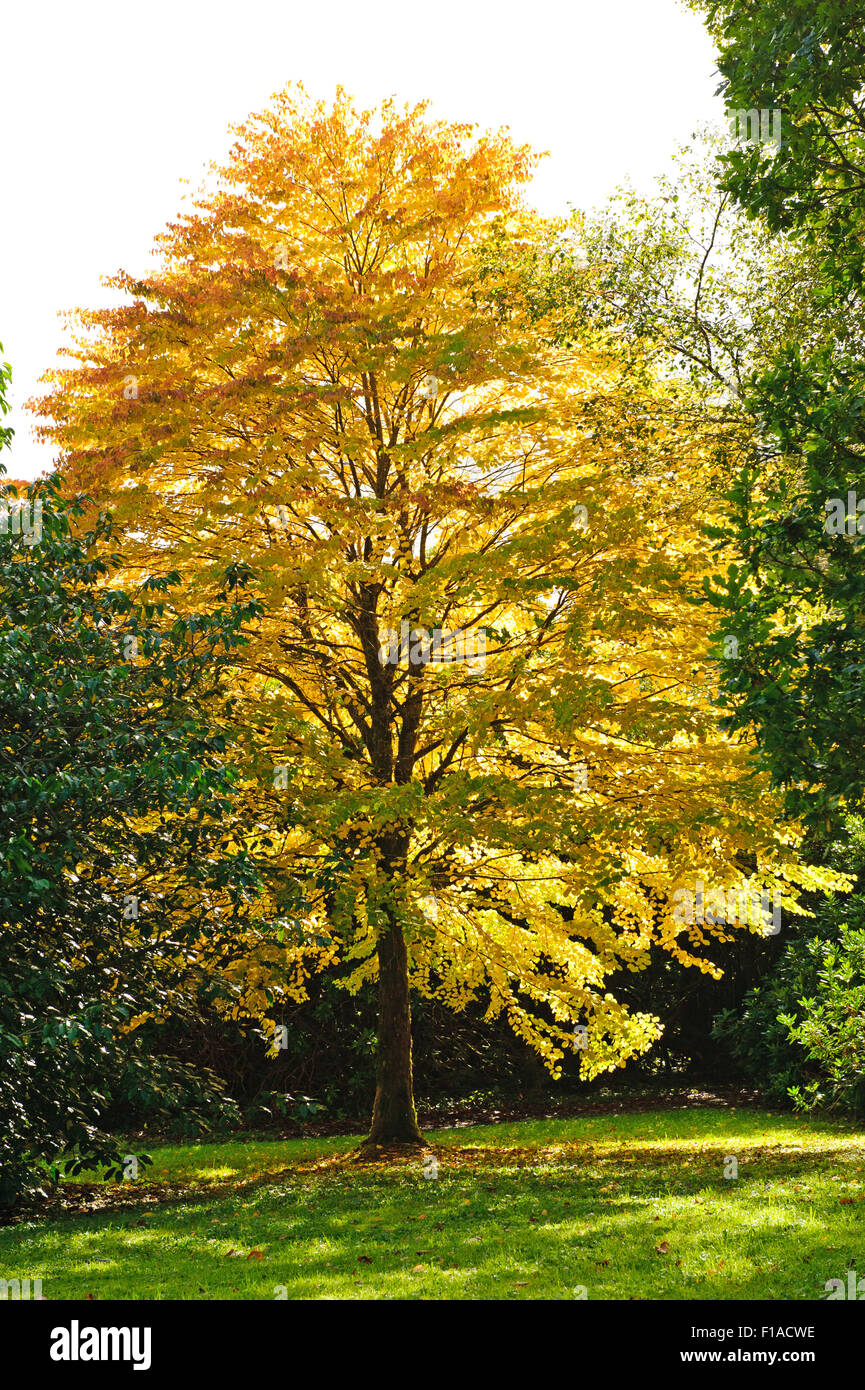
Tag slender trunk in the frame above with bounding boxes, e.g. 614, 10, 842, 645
366, 910, 423, 1145
356, 576, 424, 1147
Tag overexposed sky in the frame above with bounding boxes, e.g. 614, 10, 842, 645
1, 0, 723, 479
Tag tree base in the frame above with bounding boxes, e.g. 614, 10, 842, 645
349, 1137, 430, 1165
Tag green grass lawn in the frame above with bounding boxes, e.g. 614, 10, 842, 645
2, 1106, 864, 1300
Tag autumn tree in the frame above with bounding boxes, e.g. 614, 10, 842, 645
37, 89, 841, 1148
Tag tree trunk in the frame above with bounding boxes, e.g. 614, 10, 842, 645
366, 911, 423, 1145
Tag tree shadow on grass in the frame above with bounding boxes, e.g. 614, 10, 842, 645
1, 1134, 862, 1300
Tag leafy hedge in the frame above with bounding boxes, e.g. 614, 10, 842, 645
0, 478, 262, 1203
714, 819, 865, 1116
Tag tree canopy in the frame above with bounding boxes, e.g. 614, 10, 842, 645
33, 89, 843, 1145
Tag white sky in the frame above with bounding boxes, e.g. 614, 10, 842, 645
2, 0, 723, 480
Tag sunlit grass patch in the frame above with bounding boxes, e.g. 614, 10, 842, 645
3, 1107, 863, 1300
